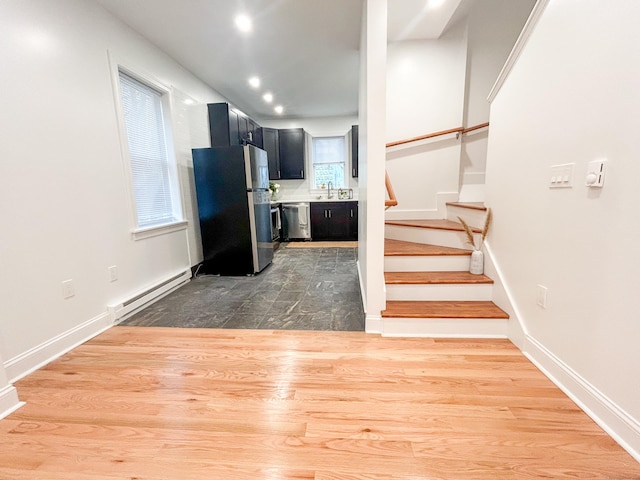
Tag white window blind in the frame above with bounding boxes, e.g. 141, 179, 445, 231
119, 72, 179, 228
312, 136, 346, 189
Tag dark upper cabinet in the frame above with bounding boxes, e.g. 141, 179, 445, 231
278, 128, 305, 179
207, 102, 262, 148
248, 119, 262, 147
262, 128, 281, 180
208, 103, 240, 146
351, 125, 359, 178
310, 201, 357, 241
237, 115, 248, 144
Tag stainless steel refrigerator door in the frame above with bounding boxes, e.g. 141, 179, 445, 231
244, 145, 269, 191
247, 189, 274, 273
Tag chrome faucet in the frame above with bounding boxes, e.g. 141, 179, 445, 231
327, 181, 334, 199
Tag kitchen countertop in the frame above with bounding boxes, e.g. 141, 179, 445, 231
273, 197, 358, 205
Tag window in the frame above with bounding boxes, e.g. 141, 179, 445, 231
118, 71, 182, 232
311, 136, 346, 189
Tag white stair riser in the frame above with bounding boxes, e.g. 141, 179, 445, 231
385, 224, 472, 250
446, 206, 487, 230
381, 317, 508, 338
384, 255, 470, 272
386, 283, 493, 301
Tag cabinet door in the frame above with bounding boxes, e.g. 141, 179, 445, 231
347, 202, 358, 240
228, 109, 240, 145
311, 202, 351, 240
310, 203, 329, 240
237, 115, 249, 144
262, 128, 281, 180
248, 119, 262, 147
209, 103, 240, 147
327, 202, 349, 240
351, 125, 359, 178
278, 128, 305, 179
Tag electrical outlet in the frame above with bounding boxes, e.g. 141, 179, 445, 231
108, 265, 118, 282
536, 284, 548, 308
62, 279, 75, 299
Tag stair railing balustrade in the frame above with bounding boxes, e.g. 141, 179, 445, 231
383, 122, 489, 209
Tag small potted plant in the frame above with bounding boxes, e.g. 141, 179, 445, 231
458, 208, 492, 275
269, 182, 280, 201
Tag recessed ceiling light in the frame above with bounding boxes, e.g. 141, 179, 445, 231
183, 98, 195, 105
234, 14, 252, 33
274, 105, 284, 115
248, 76, 260, 89
427, 0, 446, 9
263, 93, 273, 103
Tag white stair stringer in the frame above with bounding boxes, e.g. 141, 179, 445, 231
386, 283, 493, 301
385, 224, 471, 250
446, 205, 487, 230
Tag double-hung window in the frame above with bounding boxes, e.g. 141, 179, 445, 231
311, 136, 346, 189
118, 71, 183, 235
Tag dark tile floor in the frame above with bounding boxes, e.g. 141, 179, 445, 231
120, 245, 365, 331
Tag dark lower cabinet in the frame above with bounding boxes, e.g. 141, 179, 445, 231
348, 202, 358, 240
311, 202, 358, 241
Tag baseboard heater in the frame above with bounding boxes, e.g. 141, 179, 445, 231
108, 270, 191, 323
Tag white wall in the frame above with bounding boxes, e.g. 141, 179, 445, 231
486, 0, 640, 459
359, 0, 388, 333
0, 0, 224, 386
385, 23, 467, 218
460, 0, 535, 199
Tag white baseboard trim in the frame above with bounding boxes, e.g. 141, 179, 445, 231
484, 242, 528, 349
524, 334, 640, 463
356, 260, 366, 313
0, 385, 24, 420
365, 314, 382, 334
4, 311, 113, 383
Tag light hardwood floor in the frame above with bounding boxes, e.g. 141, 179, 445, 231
1, 327, 639, 479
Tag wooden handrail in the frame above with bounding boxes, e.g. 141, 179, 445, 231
385, 171, 398, 208
462, 122, 490, 134
385, 122, 489, 148
383, 122, 490, 209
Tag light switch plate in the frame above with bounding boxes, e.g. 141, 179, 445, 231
549, 163, 574, 188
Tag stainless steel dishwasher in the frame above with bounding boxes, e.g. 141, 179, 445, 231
282, 203, 311, 240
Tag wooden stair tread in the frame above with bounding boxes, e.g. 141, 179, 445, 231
385, 271, 493, 285
385, 239, 471, 256
446, 202, 487, 211
385, 219, 481, 232
382, 301, 509, 319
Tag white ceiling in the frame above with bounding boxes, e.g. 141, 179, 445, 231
387, 0, 464, 42
93, 0, 467, 120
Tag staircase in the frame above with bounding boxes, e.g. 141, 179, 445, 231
381, 202, 509, 337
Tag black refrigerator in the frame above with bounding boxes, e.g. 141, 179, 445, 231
192, 145, 273, 275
